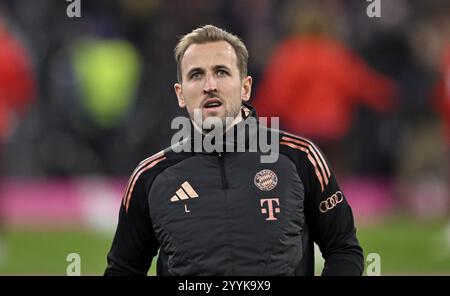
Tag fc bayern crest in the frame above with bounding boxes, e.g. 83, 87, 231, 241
254, 169, 278, 191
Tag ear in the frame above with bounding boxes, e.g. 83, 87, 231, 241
241, 76, 252, 102
174, 83, 186, 108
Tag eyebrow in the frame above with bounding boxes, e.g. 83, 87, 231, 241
214, 65, 232, 72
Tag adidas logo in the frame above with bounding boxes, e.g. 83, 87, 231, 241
170, 181, 199, 202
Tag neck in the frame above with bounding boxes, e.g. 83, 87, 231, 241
226, 111, 243, 132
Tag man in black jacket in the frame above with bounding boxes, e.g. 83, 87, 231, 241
105, 25, 364, 276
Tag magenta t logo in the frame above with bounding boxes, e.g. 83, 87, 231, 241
260, 198, 280, 221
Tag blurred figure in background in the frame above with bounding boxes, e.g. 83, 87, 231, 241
254, 2, 397, 174
431, 28, 450, 148
2, 8, 143, 176
0, 19, 35, 147
0, 14, 36, 265
395, 9, 450, 219
69, 37, 141, 173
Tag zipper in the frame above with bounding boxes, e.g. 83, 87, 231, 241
217, 152, 232, 273
217, 152, 229, 189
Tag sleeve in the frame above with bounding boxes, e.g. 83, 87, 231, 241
301, 147, 364, 276
104, 175, 159, 276
341, 46, 397, 114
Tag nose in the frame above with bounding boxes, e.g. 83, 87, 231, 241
203, 73, 218, 93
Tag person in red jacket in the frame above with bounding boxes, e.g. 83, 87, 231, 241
254, 8, 396, 149
0, 20, 35, 144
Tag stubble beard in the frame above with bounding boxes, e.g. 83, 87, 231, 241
189, 102, 242, 134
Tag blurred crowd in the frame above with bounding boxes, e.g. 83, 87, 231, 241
0, 0, 448, 193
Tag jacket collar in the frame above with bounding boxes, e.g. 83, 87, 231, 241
188, 103, 258, 154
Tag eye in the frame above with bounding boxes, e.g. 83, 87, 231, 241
217, 69, 228, 77
190, 72, 203, 80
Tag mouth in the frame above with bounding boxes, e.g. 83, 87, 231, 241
202, 98, 223, 109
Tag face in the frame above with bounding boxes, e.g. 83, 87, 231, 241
174, 41, 252, 128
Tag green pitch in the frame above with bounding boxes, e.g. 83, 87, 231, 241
0, 215, 449, 275
0, 229, 158, 275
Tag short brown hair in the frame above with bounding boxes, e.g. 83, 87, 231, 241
174, 25, 249, 82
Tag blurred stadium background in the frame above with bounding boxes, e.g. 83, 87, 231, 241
0, 0, 449, 275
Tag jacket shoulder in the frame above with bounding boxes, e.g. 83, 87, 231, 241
122, 145, 192, 212
132, 140, 193, 180
279, 131, 332, 193
279, 131, 324, 160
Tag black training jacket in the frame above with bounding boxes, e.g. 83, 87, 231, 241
105, 105, 364, 276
